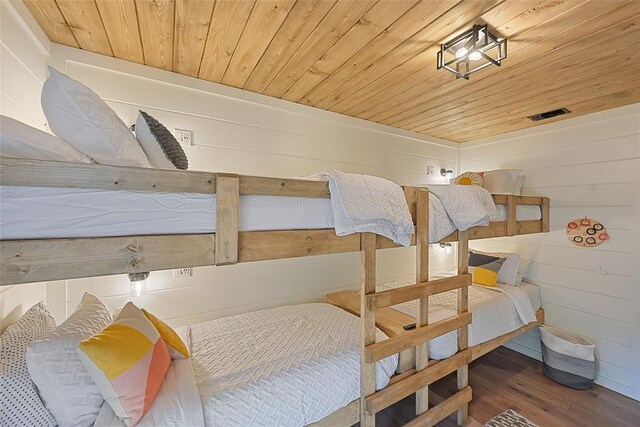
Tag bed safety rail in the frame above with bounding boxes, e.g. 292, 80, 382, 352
0, 157, 548, 286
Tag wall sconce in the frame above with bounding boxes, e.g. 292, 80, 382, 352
437, 24, 507, 80
129, 272, 149, 297
439, 242, 453, 255
441, 168, 454, 178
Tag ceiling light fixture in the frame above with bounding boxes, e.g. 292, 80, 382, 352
437, 24, 507, 80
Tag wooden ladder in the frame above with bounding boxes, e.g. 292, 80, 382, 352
359, 189, 472, 427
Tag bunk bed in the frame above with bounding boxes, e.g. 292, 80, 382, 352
0, 156, 550, 427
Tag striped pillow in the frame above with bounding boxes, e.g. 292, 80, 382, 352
78, 303, 170, 427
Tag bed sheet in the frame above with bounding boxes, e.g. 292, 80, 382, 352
0, 186, 540, 240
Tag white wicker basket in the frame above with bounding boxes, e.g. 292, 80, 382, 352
539, 325, 596, 390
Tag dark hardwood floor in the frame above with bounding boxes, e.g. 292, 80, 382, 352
374, 347, 640, 427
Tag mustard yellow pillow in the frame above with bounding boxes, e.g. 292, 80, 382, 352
141, 309, 189, 359
453, 171, 483, 186
472, 267, 498, 287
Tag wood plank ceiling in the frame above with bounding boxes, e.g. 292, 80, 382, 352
24, 0, 640, 143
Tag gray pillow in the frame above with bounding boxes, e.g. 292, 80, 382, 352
135, 110, 188, 170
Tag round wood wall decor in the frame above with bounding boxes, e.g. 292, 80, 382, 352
566, 218, 609, 247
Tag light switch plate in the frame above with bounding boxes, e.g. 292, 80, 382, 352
173, 267, 193, 278
174, 128, 193, 146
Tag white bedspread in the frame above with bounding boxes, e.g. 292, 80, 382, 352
312, 170, 414, 246
190, 303, 397, 427
428, 185, 496, 242
378, 281, 540, 360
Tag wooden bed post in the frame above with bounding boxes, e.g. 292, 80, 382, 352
415, 188, 430, 415
456, 230, 470, 425
215, 173, 240, 266
361, 232, 377, 427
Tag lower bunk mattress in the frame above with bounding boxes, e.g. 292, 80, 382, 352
0, 186, 541, 240
96, 303, 397, 427
379, 280, 541, 370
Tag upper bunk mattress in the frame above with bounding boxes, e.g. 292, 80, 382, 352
189, 303, 397, 427
0, 186, 541, 240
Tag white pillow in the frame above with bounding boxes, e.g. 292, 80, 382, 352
93, 358, 204, 427
0, 115, 93, 163
0, 302, 57, 427
41, 67, 150, 167
26, 293, 112, 427
471, 248, 531, 285
135, 111, 188, 170
481, 169, 525, 195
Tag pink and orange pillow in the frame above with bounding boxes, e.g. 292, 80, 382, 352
78, 302, 171, 427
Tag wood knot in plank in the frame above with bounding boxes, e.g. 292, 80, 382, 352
130, 258, 143, 268
126, 243, 140, 252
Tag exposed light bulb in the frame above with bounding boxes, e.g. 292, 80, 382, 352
468, 51, 482, 61
130, 279, 146, 297
455, 47, 468, 59
128, 272, 149, 297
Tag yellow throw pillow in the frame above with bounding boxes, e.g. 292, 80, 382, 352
142, 309, 189, 359
452, 171, 483, 186
78, 303, 170, 427
472, 267, 498, 287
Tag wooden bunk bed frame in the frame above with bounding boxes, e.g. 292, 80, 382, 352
0, 157, 550, 426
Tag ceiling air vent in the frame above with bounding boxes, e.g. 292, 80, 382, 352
528, 108, 571, 121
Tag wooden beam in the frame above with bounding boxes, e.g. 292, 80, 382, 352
507, 195, 517, 236
415, 188, 430, 415
364, 312, 472, 363
456, 229, 470, 425
360, 232, 377, 427
542, 197, 551, 233
239, 175, 330, 198
492, 195, 544, 205
238, 229, 360, 262
365, 349, 472, 415
1, 234, 215, 285
367, 275, 471, 309
405, 387, 472, 427
439, 220, 544, 243
307, 399, 359, 427
0, 157, 217, 193
215, 174, 240, 265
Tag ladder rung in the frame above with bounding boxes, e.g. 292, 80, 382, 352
365, 312, 471, 363
367, 274, 471, 309
365, 348, 472, 414
404, 386, 472, 427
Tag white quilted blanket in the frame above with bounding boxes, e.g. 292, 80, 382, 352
427, 185, 496, 242
311, 170, 415, 246
378, 281, 539, 360
190, 303, 397, 427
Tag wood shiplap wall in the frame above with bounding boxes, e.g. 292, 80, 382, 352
0, 0, 48, 130
47, 44, 457, 327
460, 104, 640, 400
0, 1, 62, 332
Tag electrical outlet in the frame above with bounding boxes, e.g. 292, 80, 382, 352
173, 267, 193, 278
174, 128, 193, 147
595, 263, 607, 275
